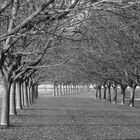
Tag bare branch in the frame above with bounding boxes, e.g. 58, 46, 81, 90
0, 0, 55, 41
0, 0, 13, 14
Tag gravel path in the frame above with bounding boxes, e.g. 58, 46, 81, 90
1, 92, 140, 140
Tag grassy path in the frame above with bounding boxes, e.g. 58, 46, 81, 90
0, 92, 140, 139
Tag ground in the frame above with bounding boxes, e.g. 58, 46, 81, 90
1, 91, 140, 140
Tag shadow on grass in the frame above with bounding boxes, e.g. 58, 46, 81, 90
14, 114, 140, 119
9, 122, 140, 128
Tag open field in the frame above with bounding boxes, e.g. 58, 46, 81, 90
1, 91, 140, 139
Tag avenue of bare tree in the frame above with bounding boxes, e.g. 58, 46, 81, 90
0, 0, 140, 128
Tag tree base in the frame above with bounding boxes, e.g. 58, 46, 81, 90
0, 125, 9, 129
10, 113, 17, 116
112, 101, 116, 104
129, 104, 134, 107
120, 102, 124, 105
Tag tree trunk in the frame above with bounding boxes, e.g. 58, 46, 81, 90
65, 85, 67, 94
98, 86, 101, 100
74, 85, 76, 93
27, 84, 31, 105
16, 80, 22, 109
95, 87, 98, 99
66, 85, 68, 94
35, 85, 38, 98
21, 82, 24, 107
72, 85, 74, 93
23, 81, 28, 107
25, 82, 29, 103
120, 86, 127, 105
29, 84, 33, 104
113, 87, 117, 104
69, 85, 70, 94
69, 85, 71, 94
63, 85, 65, 95
30, 84, 33, 103
129, 86, 136, 107
78, 85, 80, 93
70, 85, 72, 94
70, 85, 73, 94
75, 85, 77, 93
58, 84, 60, 95
60, 84, 63, 95
56, 85, 59, 96
107, 86, 111, 102
9, 82, 17, 115
31, 84, 34, 103
76, 85, 78, 93
53, 83, 56, 96
34, 85, 36, 99
0, 82, 10, 127
103, 86, 107, 101
59, 84, 62, 96
33, 85, 36, 101
68, 85, 70, 94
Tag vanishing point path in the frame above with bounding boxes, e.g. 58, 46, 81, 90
1, 92, 140, 140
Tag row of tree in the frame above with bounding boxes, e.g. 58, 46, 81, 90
0, 0, 90, 127
50, 0, 140, 107
62, 0, 140, 107
0, 0, 139, 127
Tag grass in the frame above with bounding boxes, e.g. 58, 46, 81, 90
0, 91, 140, 139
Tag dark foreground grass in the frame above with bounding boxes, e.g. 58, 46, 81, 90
0, 92, 140, 140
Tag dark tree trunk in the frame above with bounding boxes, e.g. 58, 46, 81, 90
107, 85, 111, 102
70, 85, 72, 94
63, 85, 65, 95
98, 86, 102, 100
29, 84, 33, 104
21, 81, 24, 107
75, 85, 77, 93
103, 86, 107, 101
68, 85, 71, 94
66, 85, 68, 94
53, 83, 56, 96
25, 81, 29, 103
128, 85, 136, 107
74, 85, 76, 93
33, 85, 36, 99
56, 84, 59, 96
27, 84, 31, 105
23, 81, 28, 107
65, 85, 67, 94
31, 84, 35, 103
95, 87, 98, 99
120, 85, 127, 105
113, 87, 117, 104
57, 84, 59, 96
33, 84, 36, 101
59, 84, 62, 95
35, 84, 38, 98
